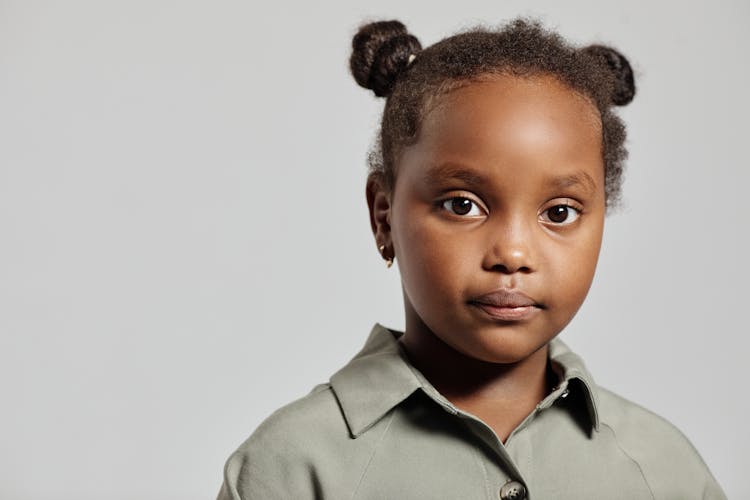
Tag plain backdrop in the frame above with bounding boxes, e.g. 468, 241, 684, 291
1, 1, 747, 499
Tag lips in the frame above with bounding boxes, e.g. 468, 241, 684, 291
468, 289, 543, 321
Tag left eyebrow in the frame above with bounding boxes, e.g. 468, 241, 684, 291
422, 163, 488, 188
546, 171, 598, 194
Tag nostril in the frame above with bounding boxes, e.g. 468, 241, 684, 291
492, 264, 532, 274
493, 264, 510, 274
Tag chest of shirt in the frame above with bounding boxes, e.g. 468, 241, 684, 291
318, 392, 653, 500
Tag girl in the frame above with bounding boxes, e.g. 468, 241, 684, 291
217, 17, 726, 499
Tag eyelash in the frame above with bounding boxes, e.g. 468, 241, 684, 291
539, 203, 582, 226
440, 196, 485, 217
439, 196, 583, 225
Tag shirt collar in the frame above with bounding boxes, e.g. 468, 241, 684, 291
547, 333, 601, 431
330, 323, 600, 438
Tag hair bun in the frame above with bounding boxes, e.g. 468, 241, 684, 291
350, 20, 422, 98
581, 44, 636, 106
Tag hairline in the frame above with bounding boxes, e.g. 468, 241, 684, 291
386, 70, 604, 192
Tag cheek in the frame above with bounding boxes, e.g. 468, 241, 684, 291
398, 221, 452, 282
545, 222, 603, 307
394, 211, 473, 299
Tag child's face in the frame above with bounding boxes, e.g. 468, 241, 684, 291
376, 73, 606, 364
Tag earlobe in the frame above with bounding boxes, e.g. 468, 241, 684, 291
378, 244, 394, 268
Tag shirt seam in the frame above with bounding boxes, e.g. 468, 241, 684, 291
350, 407, 398, 500
600, 422, 656, 500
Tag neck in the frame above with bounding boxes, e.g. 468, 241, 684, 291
398, 305, 555, 439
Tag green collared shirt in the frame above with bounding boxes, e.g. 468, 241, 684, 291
217, 323, 725, 500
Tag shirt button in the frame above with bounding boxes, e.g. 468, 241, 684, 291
499, 480, 527, 500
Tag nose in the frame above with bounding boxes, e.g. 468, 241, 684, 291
482, 214, 535, 274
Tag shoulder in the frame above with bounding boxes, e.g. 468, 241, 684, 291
596, 385, 726, 500
218, 383, 384, 500
596, 385, 702, 461
235, 382, 345, 452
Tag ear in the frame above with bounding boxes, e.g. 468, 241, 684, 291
365, 174, 393, 256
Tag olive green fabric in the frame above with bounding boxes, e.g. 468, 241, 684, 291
217, 323, 726, 500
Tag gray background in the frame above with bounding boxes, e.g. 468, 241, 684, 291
1, 1, 747, 499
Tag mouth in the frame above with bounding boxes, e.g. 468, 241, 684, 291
468, 288, 543, 321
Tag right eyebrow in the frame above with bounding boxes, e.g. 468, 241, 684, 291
422, 163, 488, 188
545, 171, 598, 195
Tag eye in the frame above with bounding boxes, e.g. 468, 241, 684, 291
441, 197, 483, 217
540, 204, 581, 225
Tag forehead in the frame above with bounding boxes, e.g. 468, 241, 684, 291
398, 73, 604, 192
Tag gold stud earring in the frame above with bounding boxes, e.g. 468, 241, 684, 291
378, 244, 394, 268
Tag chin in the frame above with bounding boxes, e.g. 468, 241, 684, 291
459, 330, 552, 365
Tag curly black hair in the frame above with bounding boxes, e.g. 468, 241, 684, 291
349, 18, 636, 208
